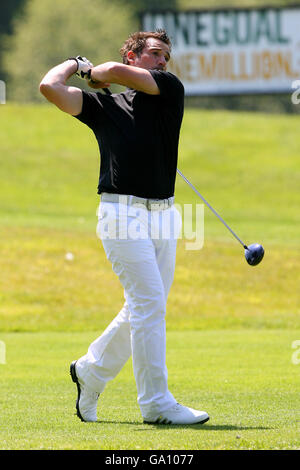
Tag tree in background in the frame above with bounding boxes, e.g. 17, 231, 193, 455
0, 0, 25, 81
0, 0, 25, 35
127, 0, 177, 13
2, 0, 136, 102
2, 0, 180, 102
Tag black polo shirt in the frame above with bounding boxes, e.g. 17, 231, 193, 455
74, 70, 184, 199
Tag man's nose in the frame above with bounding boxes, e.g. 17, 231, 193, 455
158, 56, 167, 69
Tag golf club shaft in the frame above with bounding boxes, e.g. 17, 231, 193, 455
177, 169, 248, 249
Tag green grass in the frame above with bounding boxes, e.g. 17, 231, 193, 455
0, 105, 299, 331
0, 329, 299, 450
0, 227, 298, 332
0, 104, 299, 449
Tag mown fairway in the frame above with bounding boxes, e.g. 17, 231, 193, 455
0, 329, 299, 450
0, 104, 299, 449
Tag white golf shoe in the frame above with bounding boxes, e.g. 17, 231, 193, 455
143, 403, 209, 425
70, 360, 99, 422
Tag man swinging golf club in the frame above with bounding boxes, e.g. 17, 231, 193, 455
39, 29, 209, 425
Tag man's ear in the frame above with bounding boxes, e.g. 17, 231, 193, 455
127, 50, 136, 65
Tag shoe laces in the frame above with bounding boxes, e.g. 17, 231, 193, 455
82, 383, 99, 401
88, 390, 100, 401
169, 403, 183, 413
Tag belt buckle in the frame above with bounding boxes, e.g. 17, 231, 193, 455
146, 199, 153, 210
147, 199, 167, 211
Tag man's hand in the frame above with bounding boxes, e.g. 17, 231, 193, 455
69, 56, 111, 90
68, 56, 94, 79
87, 78, 111, 90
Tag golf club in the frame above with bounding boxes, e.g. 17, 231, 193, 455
176, 169, 264, 266
100, 87, 264, 266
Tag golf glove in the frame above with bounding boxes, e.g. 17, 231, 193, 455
68, 56, 93, 79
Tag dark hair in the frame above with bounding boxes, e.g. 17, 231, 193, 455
120, 29, 171, 64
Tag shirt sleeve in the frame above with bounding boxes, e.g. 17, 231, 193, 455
73, 90, 105, 130
149, 70, 185, 103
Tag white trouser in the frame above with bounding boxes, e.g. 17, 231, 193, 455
76, 198, 181, 419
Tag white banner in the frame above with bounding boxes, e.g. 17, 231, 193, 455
0, 80, 5, 104
142, 7, 300, 95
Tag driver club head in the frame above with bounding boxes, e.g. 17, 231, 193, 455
244, 243, 265, 266
175, 170, 266, 267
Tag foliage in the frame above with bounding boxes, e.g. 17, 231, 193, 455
2, 0, 300, 105
2, 0, 136, 102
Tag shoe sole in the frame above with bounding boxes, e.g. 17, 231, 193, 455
143, 416, 210, 425
70, 360, 85, 422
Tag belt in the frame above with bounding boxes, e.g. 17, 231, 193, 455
101, 193, 174, 211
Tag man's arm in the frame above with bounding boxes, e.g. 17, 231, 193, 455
40, 59, 111, 114
88, 62, 160, 95
39, 60, 85, 115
